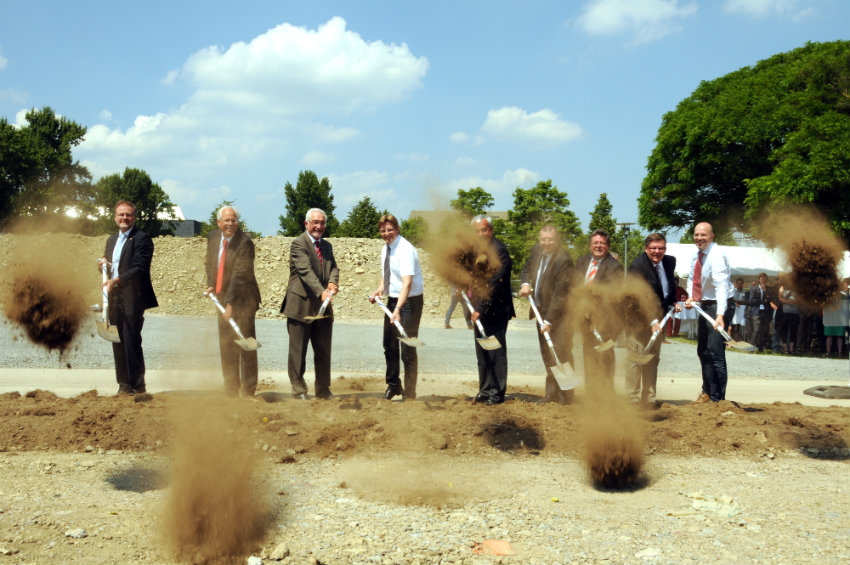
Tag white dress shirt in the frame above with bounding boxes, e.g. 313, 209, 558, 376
686, 241, 731, 314
381, 235, 424, 298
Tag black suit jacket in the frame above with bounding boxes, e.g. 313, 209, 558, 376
520, 244, 573, 323
205, 229, 261, 311
473, 237, 515, 326
103, 226, 158, 320
575, 252, 622, 285
628, 252, 677, 316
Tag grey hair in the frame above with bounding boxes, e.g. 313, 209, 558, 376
216, 205, 239, 220
471, 214, 492, 228
305, 208, 327, 222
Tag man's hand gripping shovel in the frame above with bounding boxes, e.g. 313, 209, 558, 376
206, 292, 260, 351
627, 306, 675, 365
691, 303, 756, 351
95, 261, 120, 343
527, 293, 579, 391
461, 293, 501, 350
369, 295, 425, 347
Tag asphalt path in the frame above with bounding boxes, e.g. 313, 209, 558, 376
1, 314, 848, 404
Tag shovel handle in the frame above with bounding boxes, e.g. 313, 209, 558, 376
460, 293, 489, 337
643, 307, 675, 353
692, 304, 734, 341
207, 292, 247, 340
317, 293, 333, 315
370, 296, 411, 338
100, 262, 110, 322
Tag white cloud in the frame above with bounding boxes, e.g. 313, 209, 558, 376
301, 150, 337, 166
0, 48, 7, 70
98, 109, 113, 121
447, 168, 540, 206
482, 106, 583, 143
449, 131, 469, 143
723, 0, 811, 20
575, 0, 698, 45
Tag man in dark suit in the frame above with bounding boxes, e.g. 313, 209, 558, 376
626, 233, 679, 407
470, 215, 515, 405
205, 205, 261, 397
749, 272, 772, 352
99, 200, 158, 395
281, 208, 339, 399
575, 228, 622, 396
519, 225, 574, 404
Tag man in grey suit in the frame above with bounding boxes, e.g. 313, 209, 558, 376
575, 228, 622, 397
205, 205, 261, 397
519, 225, 575, 404
280, 208, 340, 399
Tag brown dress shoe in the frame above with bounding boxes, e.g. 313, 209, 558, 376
692, 391, 710, 404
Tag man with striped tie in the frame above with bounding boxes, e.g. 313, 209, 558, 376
684, 222, 731, 403
575, 229, 622, 396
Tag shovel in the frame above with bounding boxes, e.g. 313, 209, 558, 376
627, 306, 674, 365
370, 296, 425, 347
461, 293, 501, 350
206, 293, 261, 351
527, 294, 579, 391
304, 292, 333, 321
591, 327, 615, 352
95, 261, 121, 343
692, 303, 757, 351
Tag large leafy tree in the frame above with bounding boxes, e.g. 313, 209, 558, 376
337, 196, 385, 238
200, 199, 260, 239
0, 107, 94, 230
94, 167, 175, 236
450, 187, 494, 218
499, 179, 582, 274
278, 170, 339, 236
639, 40, 850, 244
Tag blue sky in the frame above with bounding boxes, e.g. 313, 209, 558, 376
1, 0, 847, 236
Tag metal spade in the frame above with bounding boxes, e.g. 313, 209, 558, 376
691, 303, 757, 351
461, 293, 501, 350
370, 296, 425, 347
627, 306, 675, 366
95, 261, 121, 343
304, 292, 333, 321
591, 327, 615, 352
527, 293, 579, 391
206, 293, 261, 351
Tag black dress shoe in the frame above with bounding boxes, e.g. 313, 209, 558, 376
473, 392, 487, 403
316, 392, 334, 400
384, 387, 403, 400
293, 393, 308, 400
486, 397, 504, 406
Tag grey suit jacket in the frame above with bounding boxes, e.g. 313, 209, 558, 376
280, 232, 339, 322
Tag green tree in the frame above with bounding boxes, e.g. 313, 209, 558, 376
500, 180, 582, 274
449, 187, 494, 218
337, 196, 385, 238
639, 40, 850, 244
0, 107, 94, 230
588, 193, 618, 235
400, 215, 429, 247
94, 167, 175, 236
199, 199, 260, 239
278, 170, 339, 236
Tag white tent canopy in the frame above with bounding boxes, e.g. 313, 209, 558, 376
663, 243, 850, 279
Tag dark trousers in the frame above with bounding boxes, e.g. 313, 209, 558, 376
751, 309, 772, 352
287, 318, 332, 397
384, 295, 423, 398
626, 325, 661, 404
536, 328, 573, 403
218, 308, 258, 396
696, 302, 727, 401
474, 320, 508, 401
111, 309, 146, 393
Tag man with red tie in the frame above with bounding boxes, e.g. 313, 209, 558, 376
205, 205, 261, 397
684, 222, 731, 403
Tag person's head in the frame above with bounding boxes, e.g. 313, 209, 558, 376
304, 208, 327, 239
538, 225, 559, 256
843, 277, 849, 291
216, 205, 239, 238
643, 233, 667, 265
378, 213, 400, 245
673, 276, 680, 287
735, 277, 744, 290
758, 272, 768, 286
693, 222, 714, 252
589, 229, 610, 260
113, 200, 136, 233
472, 215, 493, 241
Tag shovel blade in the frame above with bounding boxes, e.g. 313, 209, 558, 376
399, 336, 425, 347
551, 363, 580, 391
726, 340, 756, 352
96, 321, 121, 343
234, 337, 261, 351
303, 314, 328, 321
476, 336, 501, 350
627, 351, 655, 365
593, 340, 615, 352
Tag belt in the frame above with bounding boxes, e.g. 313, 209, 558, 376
700, 300, 716, 305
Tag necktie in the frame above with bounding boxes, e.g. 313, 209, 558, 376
314, 240, 323, 263
535, 255, 549, 301
587, 259, 598, 283
383, 244, 391, 295
657, 263, 669, 298
692, 252, 704, 301
215, 238, 227, 294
